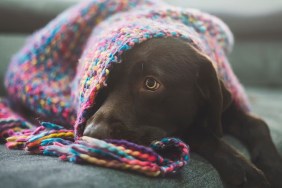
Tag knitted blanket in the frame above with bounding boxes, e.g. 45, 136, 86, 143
0, 0, 249, 176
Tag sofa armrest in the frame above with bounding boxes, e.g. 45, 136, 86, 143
0, 0, 75, 33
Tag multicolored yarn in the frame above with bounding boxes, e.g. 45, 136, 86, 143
0, 98, 33, 142
6, 122, 189, 177
0, 0, 250, 176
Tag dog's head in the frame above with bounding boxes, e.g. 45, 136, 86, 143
83, 37, 232, 145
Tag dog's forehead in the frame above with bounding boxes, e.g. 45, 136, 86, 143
123, 38, 195, 65
130, 38, 191, 57
116, 38, 198, 85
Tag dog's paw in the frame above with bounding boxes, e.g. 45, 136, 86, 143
223, 163, 270, 188
255, 159, 282, 188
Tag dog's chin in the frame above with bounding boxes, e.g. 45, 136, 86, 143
124, 128, 167, 146
83, 124, 167, 146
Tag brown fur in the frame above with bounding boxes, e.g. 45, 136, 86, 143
83, 38, 282, 187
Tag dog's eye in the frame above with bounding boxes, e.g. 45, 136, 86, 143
144, 77, 160, 91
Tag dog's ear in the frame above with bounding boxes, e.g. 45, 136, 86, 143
195, 51, 232, 137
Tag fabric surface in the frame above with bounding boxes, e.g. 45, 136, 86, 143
0, 146, 222, 188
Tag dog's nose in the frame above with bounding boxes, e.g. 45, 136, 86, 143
83, 121, 128, 140
83, 122, 110, 139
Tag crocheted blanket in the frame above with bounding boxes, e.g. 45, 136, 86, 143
0, 0, 249, 176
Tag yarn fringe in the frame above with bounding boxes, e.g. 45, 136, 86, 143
4, 121, 189, 177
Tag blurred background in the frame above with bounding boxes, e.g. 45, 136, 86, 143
0, 0, 282, 93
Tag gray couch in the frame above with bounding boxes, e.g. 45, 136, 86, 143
0, 1, 281, 188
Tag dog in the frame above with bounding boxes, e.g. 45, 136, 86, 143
83, 37, 282, 187
1, 0, 281, 186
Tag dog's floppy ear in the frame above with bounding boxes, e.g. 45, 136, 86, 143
194, 51, 232, 137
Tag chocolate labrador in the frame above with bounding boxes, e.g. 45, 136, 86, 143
83, 37, 282, 187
